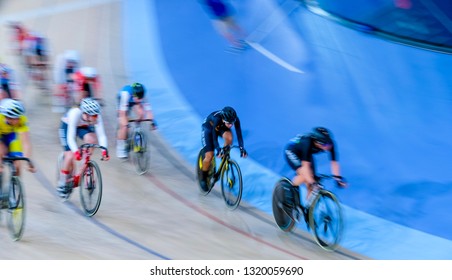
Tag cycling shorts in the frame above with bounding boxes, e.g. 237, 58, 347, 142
201, 124, 230, 152
0, 132, 23, 157
59, 122, 95, 151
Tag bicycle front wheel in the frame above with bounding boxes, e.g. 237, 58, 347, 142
79, 161, 103, 217
308, 190, 343, 251
272, 178, 296, 232
7, 176, 25, 241
132, 131, 150, 175
220, 159, 242, 210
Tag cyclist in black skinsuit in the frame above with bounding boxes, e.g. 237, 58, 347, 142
284, 127, 347, 201
200, 106, 247, 191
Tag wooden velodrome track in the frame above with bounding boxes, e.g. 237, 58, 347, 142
0, 0, 368, 260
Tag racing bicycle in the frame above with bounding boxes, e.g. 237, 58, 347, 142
0, 156, 34, 241
57, 143, 108, 216
272, 174, 343, 251
196, 145, 243, 210
127, 119, 155, 175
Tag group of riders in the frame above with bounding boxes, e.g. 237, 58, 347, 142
1, 21, 348, 218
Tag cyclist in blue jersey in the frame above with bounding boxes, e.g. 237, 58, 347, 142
284, 127, 347, 201
116, 82, 156, 158
0, 63, 21, 100
200, 106, 247, 191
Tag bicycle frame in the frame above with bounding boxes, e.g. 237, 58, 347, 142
211, 146, 233, 183
71, 143, 107, 188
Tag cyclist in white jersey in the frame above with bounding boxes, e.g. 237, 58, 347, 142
57, 98, 109, 197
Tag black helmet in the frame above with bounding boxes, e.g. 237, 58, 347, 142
221, 106, 237, 123
311, 127, 333, 145
131, 82, 145, 99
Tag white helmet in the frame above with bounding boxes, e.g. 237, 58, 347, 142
64, 50, 80, 62
1, 99, 25, 118
80, 98, 100, 115
81, 67, 97, 79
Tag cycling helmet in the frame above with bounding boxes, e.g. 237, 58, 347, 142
64, 50, 80, 62
1, 99, 25, 118
131, 82, 145, 99
80, 67, 97, 79
80, 98, 101, 115
0, 64, 7, 74
220, 106, 237, 123
311, 127, 333, 145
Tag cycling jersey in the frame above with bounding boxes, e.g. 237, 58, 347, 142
0, 64, 19, 98
117, 85, 152, 113
0, 114, 29, 156
59, 107, 107, 153
285, 134, 337, 170
201, 110, 244, 152
73, 70, 100, 98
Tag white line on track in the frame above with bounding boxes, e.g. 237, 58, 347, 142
246, 41, 305, 74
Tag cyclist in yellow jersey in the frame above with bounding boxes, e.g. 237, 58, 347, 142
0, 98, 36, 176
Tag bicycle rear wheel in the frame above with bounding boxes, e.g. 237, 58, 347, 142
196, 148, 216, 195
79, 161, 102, 217
272, 178, 296, 232
308, 190, 343, 251
220, 159, 242, 210
7, 176, 25, 241
131, 131, 150, 175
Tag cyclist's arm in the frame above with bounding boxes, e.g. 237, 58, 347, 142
331, 160, 341, 177
234, 117, 244, 148
66, 109, 81, 153
142, 102, 154, 120
212, 117, 221, 151
117, 91, 130, 126
94, 115, 108, 148
20, 130, 36, 172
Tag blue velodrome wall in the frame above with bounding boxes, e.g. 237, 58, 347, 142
123, 0, 452, 259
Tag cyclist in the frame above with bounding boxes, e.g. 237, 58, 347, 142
73, 66, 102, 105
53, 50, 81, 110
284, 127, 347, 203
0, 63, 21, 100
116, 82, 156, 159
0, 98, 36, 177
7, 21, 28, 56
199, 106, 247, 191
57, 98, 109, 197
23, 31, 49, 81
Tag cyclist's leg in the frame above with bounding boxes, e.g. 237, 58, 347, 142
57, 122, 75, 195
116, 106, 129, 158
201, 126, 214, 171
200, 126, 215, 190
221, 130, 233, 146
284, 148, 311, 205
78, 126, 98, 155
